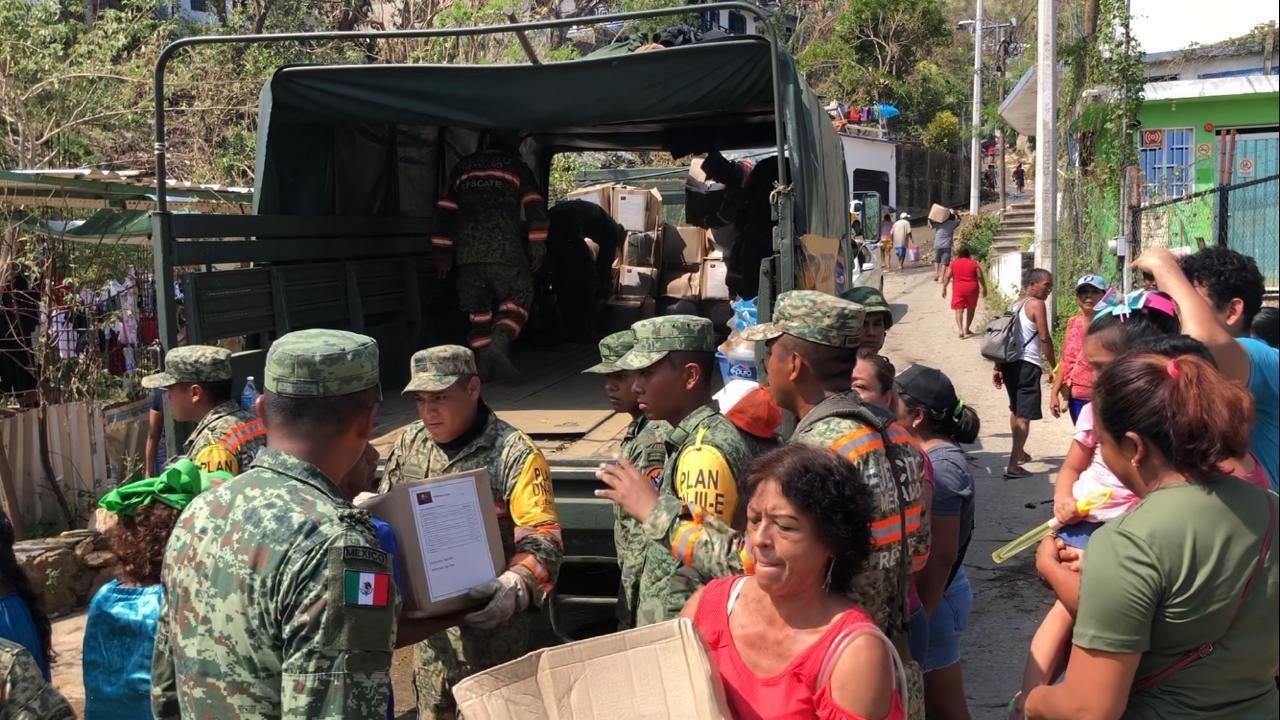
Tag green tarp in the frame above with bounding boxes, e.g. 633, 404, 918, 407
251, 37, 847, 245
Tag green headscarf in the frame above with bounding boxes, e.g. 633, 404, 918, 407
98, 459, 228, 516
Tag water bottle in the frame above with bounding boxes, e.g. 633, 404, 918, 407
240, 376, 258, 410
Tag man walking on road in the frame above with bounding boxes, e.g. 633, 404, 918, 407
891, 212, 913, 271
929, 209, 960, 283
994, 269, 1055, 479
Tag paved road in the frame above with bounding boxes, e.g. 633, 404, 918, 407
880, 261, 1074, 718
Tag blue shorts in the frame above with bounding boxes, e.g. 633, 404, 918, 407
924, 568, 972, 672
1056, 519, 1103, 549
895, 246, 907, 258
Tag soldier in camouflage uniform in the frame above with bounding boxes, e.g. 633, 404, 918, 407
625, 292, 931, 720
432, 138, 549, 381
583, 330, 668, 629
0, 638, 74, 720
596, 316, 752, 626
379, 345, 563, 718
842, 285, 894, 355
142, 345, 265, 476
151, 329, 399, 719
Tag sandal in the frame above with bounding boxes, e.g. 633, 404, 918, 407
1003, 467, 1032, 479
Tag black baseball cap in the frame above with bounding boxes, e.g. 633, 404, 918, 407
895, 364, 960, 417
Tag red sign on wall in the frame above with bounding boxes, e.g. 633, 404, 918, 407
1140, 129, 1165, 148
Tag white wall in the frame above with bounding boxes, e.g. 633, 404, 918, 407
840, 135, 897, 208
992, 250, 1024, 299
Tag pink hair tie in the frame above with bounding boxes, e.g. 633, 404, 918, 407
1166, 358, 1179, 378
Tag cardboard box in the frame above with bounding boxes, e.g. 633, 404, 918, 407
618, 265, 658, 297
700, 258, 730, 300
660, 269, 701, 300
453, 618, 727, 720
661, 224, 710, 268
606, 294, 656, 332
567, 184, 612, 210
612, 186, 662, 233
358, 470, 505, 618
613, 188, 651, 232
622, 231, 660, 267
928, 203, 953, 224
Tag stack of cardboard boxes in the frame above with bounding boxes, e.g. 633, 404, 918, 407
567, 182, 731, 331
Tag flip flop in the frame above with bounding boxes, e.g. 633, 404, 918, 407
1003, 467, 1032, 479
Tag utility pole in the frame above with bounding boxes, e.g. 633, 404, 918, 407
1035, 0, 1057, 320
969, 0, 984, 215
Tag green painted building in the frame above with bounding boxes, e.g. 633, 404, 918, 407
1132, 41, 1278, 289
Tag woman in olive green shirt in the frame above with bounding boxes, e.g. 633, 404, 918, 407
1026, 353, 1278, 720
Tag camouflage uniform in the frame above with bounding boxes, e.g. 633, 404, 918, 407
151, 330, 397, 720
843, 286, 894, 330
142, 345, 266, 475
583, 331, 669, 629
647, 292, 931, 719
615, 316, 752, 626
380, 345, 562, 718
432, 150, 548, 361
0, 638, 74, 720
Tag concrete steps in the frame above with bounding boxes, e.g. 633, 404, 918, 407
993, 203, 1036, 249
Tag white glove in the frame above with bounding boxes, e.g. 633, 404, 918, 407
463, 571, 530, 630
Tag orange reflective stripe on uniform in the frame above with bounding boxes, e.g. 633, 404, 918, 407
219, 419, 265, 454
437, 197, 458, 211
739, 542, 755, 574
527, 228, 548, 243
886, 423, 920, 447
431, 235, 453, 247
510, 552, 551, 592
868, 502, 923, 547
498, 301, 529, 319
458, 169, 520, 187
521, 192, 544, 206
832, 427, 886, 461
911, 552, 929, 573
469, 312, 493, 324
495, 317, 523, 335
514, 523, 563, 548
670, 522, 703, 567
469, 335, 491, 349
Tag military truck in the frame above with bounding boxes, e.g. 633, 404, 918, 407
150, 3, 854, 639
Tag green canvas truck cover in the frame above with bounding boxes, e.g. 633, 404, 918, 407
250, 37, 847, 246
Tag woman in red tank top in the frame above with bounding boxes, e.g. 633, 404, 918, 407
682, 445, 908, 720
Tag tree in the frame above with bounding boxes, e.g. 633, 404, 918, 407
922, 110, 961, 151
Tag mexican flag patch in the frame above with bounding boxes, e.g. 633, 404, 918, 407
343, 570, 390, 607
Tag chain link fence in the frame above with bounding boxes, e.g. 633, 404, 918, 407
1133, 173, 1279, 293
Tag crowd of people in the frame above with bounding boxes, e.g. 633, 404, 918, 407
0, 243, 1275, 720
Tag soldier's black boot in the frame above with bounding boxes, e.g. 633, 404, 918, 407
489, 332, 522, 382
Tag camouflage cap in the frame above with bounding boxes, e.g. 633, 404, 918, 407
583, 330, 636, 375
142, 346, 233, 389
616, 315, 716, 371
264, 329, 380, 398
841, 286, 893, 328
403, 345, 478, 394
740, 291, 865, 349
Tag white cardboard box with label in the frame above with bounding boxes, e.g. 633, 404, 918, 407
357, 469, 505, 618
